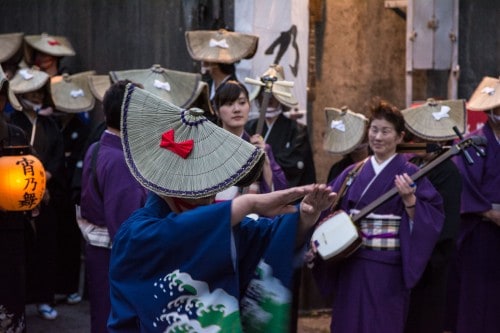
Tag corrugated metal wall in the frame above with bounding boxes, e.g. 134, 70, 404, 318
0, 0, 234, 75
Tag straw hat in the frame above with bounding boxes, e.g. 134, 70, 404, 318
9, 67, 53, 109
0, 32, 24, 63
249, 64, 298, 108
467, 76, 500, 111
401, 98, 466, 141
88, 75, 111, 102
185, 29, 259, 64
50, 71, 96, 113
121, 84, 265, 199
24, 33, 76, 61
323, 106, 368, 154
110, 64, 213, 114
0, 66, 20, 110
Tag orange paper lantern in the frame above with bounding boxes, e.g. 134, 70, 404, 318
0, 146, 46, 211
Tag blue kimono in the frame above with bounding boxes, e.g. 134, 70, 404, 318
312, 154, 444, 333
108, 193, 300, 332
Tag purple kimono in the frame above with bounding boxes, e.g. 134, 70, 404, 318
313, 154, 444, 333
81, 130, 147, 333
449, 123, 500, 333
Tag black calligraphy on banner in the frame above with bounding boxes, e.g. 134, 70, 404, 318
264, 25, 300, 76
16, 157, 39, 209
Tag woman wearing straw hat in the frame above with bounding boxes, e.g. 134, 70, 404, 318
0, 66, 30, 332
212, 80, 287, 200
444, 76, 500, 333
310, 97, 444, 333
107, 84, 335, 332
400, 99, 465, 333
24, 33, 75, 78
8, 66, 65, 320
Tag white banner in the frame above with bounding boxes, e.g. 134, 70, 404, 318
235, 0, 309, 124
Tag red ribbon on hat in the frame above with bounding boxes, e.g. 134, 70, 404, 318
159, 129, 194, 159
47, 39, 61, 46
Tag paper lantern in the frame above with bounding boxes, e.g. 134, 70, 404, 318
0, 146, 46, 211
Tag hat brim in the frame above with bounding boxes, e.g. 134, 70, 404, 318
51, 71, 96, 113
402, 99, 467, 141
185, 29, 259, 64
88, 75, 111, 102
323, 107, 368, 154
111, 65, 210, 111
0, 32, 24, 63
24, 34, 76, 58
121, 84, 264, 198
467, 76, 500, 111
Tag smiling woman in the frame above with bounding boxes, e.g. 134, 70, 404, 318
311, 96, 445, 333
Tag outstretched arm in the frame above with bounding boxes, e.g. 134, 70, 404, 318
231, 185, 311, 225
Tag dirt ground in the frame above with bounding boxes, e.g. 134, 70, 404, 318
297, 312, 332, 333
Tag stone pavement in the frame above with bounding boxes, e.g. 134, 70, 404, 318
25, 297, 90, 333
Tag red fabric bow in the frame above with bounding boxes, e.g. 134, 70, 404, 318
47, 39, 61, 46
159, 129, 194, 159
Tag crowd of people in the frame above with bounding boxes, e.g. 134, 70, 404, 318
0, 28, 499, 333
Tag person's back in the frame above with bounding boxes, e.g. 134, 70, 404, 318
80, 80, 147, 333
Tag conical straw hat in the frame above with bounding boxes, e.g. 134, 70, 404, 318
24, 33, 76, 59
401, 99, 466, 141
467, 76, 500, 111
110, 64, 213, 114
50, 71, 96, 113
185, 29, 259, 63
0, 32, 24, 63
9, 67, 50, 94
323, 106, 368, 154
249, 64, 298, 108
0, 66, 20, 110
121, 84, 264, 198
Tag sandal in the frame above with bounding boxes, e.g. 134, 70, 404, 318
66, 293, 82, 305
37, 303, 58, 320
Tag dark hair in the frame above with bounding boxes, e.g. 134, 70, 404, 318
367, 97, 405, 134
217, 62, 236, 76
212, 80, 249, 111
102, 80, 137, 130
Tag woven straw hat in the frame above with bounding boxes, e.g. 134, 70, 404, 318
467, 76, 500, 111
110, 64, 213, 115
9, 67, 53, 109
185, 29, 259, 64
0, 32, 24, 63
121, 84, 264, 198
323, 106, 368, 154
249, 64, 298, 108
50, 71, 96, 113
88, 75, 111, 102
24, 33, 76, 63
402, 99, 466, 141
0, 66, 20, 110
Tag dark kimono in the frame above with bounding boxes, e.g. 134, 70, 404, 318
404, 157, 462, 333
10, 110, 65, 304
109, 193, 301, 332
245, 113, 316, 188
0, 122, 29, 332
448, 123, 500, 333
312, 154, 444, 333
